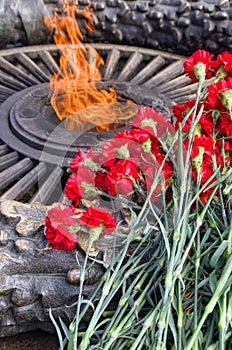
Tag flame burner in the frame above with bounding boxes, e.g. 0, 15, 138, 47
0, 44, 195, 204
0, 81, 169, 167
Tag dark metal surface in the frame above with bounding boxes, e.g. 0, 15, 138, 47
0, 83, 169, 165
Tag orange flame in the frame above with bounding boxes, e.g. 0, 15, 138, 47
44, 1, 137, 132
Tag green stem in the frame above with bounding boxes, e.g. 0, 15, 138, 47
184, 255, 232, 350
193, 230, 200, 350
70, 236, 95, 350
102, 256, 164, 349
129, 308, 157, 350
177, 186, 219, 276
177, 281, 183, 350
218, 291, 227, 350
79, 239, 131, 349
227, 219, 232, 255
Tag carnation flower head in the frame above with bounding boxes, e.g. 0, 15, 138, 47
45, 204, 78, 251
216, 112, 232, 137
69, 147, 100, 173
173, 100, 197, 132
69, 148, 85, 173
65, 165, 97, 204
131, 107, 176, 140
198, 110, 214, 136
101, 138, 130, 160
64, 174, 82, 206
210, 52, 232, 81
191, 135, 215, 156
45, 217, 77, 251
103, 159, 140, 196
184, 49, 213, 83
47, 204, 76, 226
79, 206, 117, 235
207, 77, 232, 112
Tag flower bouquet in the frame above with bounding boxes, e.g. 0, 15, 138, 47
45, 50, 232, 350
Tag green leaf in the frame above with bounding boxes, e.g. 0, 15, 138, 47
49, 308, 64, 350
209, 240, 228, 268
59, 317, 70, 340
209, 271, 217, 294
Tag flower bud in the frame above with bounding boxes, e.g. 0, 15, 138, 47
220, 89, 232, 112
192, 146, 204, 175
193, 63, 206, 83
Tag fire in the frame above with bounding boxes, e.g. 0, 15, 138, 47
44, 0, 137, 132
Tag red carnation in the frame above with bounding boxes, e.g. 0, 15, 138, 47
216, 112, 232, 137
69, 148, 86, 173
65, 165, 96, 205
199, 109, 214, 136
79, 206, 117, 234
184, 49, 213, 83
199, 187, 215, 205
95, 158, 118, 194
131, 127, 151, 143
95, 170, 110, 193
173, 100, 196, 132
101, 138, 130, 160
64, 174, 82, 206
149, 137, 169, 167
207, 77, 232, 111
115, 177, 134, 196
104, 159, 140, 196
191, 135, 216, 159
115, 129, 134, 141
69, 147, 100, 173
130, 107, 172, 138
200, 156, 215, 184
173, 100, 205, 133
45, 217, 77, 251
210, 52, 232, 79
161, 161, 173, 183
47, 204, 76, 227
45, 204, 77, 251
115, 128, 151, 144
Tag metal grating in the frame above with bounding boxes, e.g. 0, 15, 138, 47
0, 44, 195, 205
